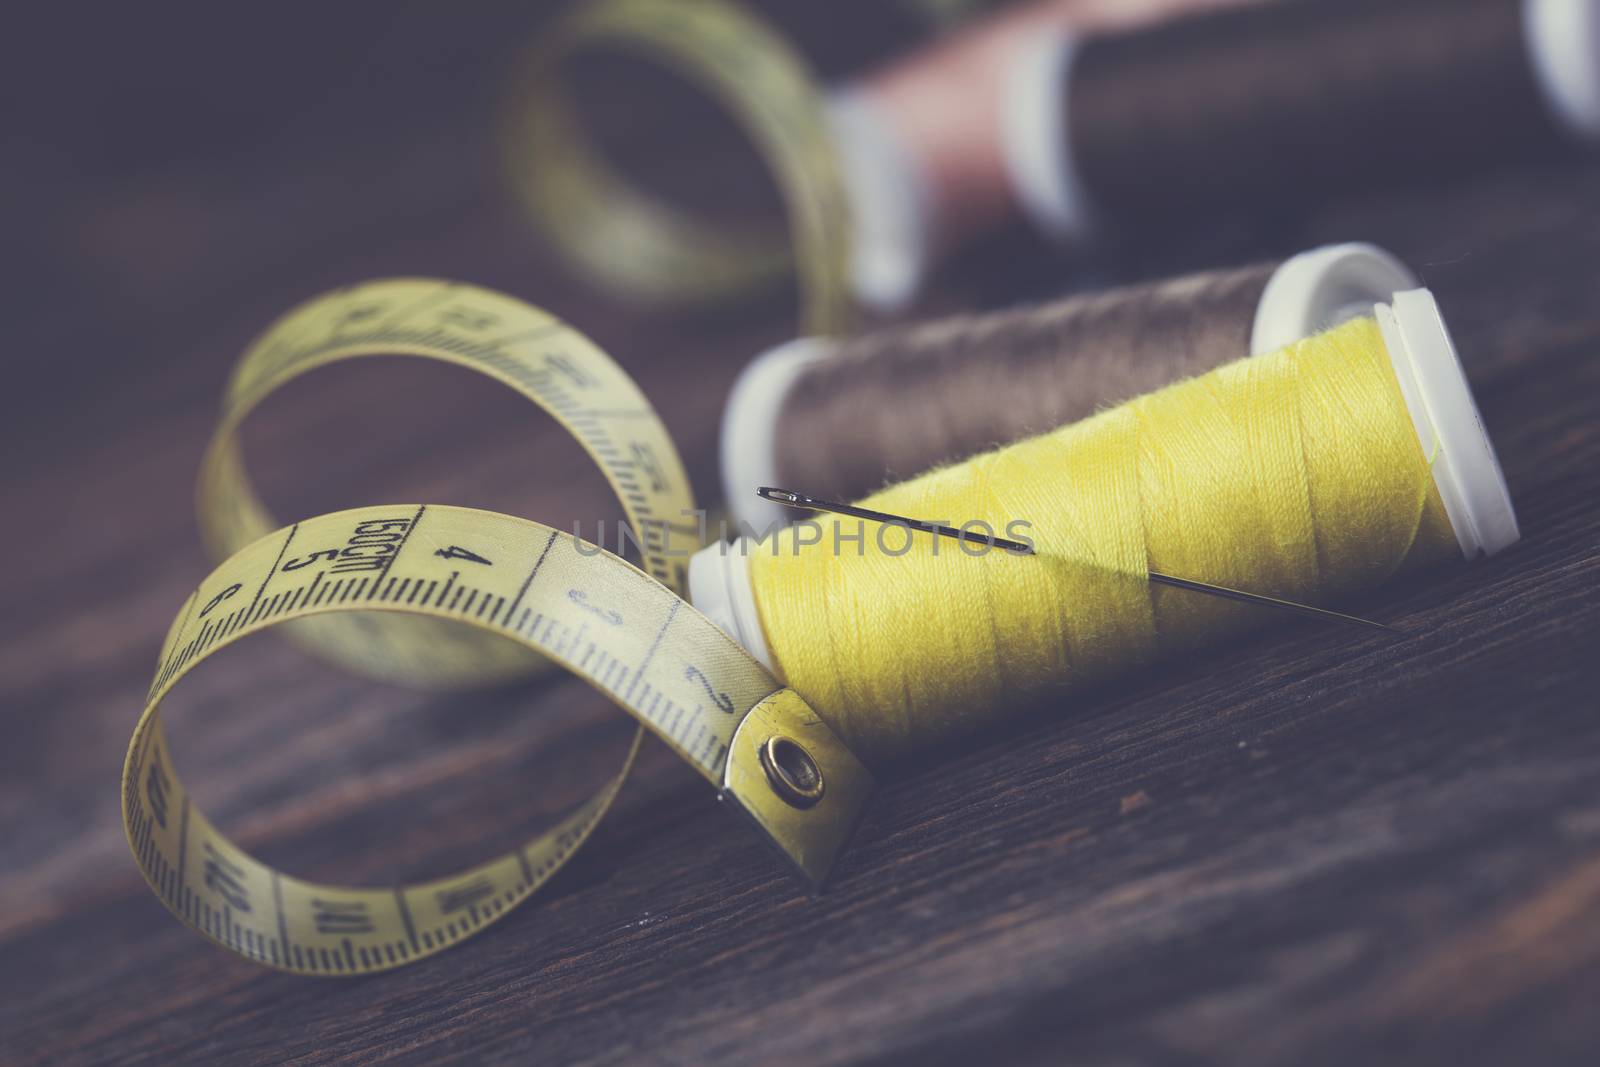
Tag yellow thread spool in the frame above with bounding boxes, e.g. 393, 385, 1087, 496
689, 288, 1518, 765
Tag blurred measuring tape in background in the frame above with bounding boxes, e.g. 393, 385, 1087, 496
503, 0, 854, 334
125, 279, 872, 974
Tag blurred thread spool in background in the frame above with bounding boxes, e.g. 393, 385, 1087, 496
721, 242, 1416, 530
506, 0, 1226, 328
844, 0, 1600, 310
691, 287, 1520, 764
831, 0, 1248, 309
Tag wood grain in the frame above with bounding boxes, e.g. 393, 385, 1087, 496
3, 3, 1599, 1064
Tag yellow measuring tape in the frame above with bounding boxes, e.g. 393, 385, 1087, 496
502, 0, 854, 334
126, 279, 872, 974
195, 277, 697, 687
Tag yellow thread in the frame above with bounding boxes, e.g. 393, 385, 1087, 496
749, 316, 1459, 765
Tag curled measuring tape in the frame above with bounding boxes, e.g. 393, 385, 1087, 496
502, 0, 854, 335
195, 278, 698, 688
128, 280, 872, 974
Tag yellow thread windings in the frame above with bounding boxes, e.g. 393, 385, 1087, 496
749, 316, 1459, 764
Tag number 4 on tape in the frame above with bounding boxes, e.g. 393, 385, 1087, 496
434, 545, 492, 565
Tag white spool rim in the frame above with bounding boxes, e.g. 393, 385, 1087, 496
721, 337, 832, 532
1001, 29, 1095, 245
826, 89, 936, 312
1374, 288, 1520, 559
1525, 0, 1600, 142
1251, 242, 1419, 355
688, 539, 777, 674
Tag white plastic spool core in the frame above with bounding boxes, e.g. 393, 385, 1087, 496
1000, 30, 1096, 246
1253, 243, 1419, 353
1374, 288, 1520, 559
827, 90, 936, 313
1525, 0, 1600, 142
688, 537, 778, 674
720, 337, 830, 533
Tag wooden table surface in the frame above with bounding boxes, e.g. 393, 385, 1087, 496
4, 3, 1599, 1064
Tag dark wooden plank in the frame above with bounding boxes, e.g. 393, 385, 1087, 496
3, 3, 1600, 1065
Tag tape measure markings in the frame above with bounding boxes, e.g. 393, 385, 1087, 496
197, 279, 698, 685
128, 503, 803, 973
165, 510, 744, 776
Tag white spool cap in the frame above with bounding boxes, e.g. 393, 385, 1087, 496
1000, 29, 1095, 246
688, 538, 778, 674
1525, 0, 1600, 142
720, 337, 831, 532
1374, 288, 1520, 558
1252, 242, 1419, 354
827, 90, 937, 313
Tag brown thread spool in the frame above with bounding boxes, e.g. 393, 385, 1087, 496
721, 243, 1417, 529
1008, 0, 1598, 244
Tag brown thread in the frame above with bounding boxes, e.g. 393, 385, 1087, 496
1068, 0, 1573, 236
773, 260, 1277, 499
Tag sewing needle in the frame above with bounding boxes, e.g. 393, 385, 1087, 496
756, 486, 1399, 635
